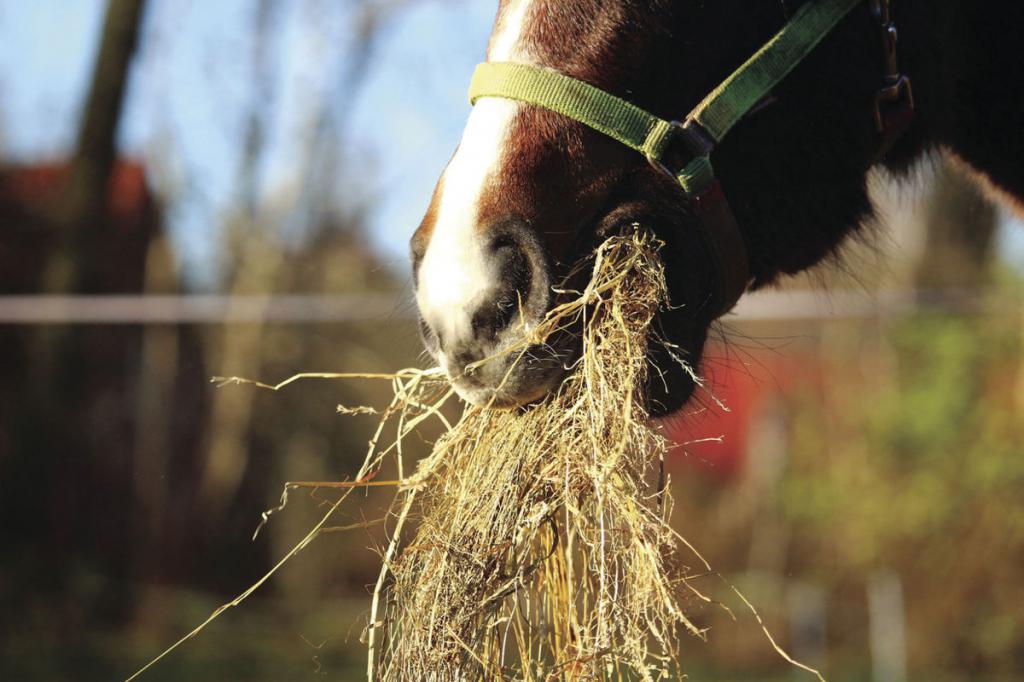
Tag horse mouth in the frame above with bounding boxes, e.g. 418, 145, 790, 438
418, 306, 578, 409
441, 333, 574, 409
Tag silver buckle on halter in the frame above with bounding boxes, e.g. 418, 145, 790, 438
645, 118, 716, 181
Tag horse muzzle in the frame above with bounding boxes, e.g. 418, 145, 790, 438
414, 218, 568, 408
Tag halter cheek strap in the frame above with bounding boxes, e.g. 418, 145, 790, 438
468, 0, 913, 317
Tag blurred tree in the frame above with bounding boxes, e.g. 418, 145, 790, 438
193, 0, 426, 595
15, 2, 154, 629
197, 0, 284, 529
0, 2, 434, 679
48, 0, 148, 294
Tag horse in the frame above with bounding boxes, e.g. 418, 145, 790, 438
409, 0, 1024, 415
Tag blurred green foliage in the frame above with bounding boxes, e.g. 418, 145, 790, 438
782, 303, 1024, 673
666, 277, 1024, 679
786, 310, 1024, 560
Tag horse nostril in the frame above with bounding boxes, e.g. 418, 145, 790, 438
417, 218, 551, 370
467, 231, 538, 341
471, 294, 519, 341
493, 234, 534, 296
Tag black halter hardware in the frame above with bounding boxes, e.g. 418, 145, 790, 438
870, 0, 915, 159
676, 0, 916, 314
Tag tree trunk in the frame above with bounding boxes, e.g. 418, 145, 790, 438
48, 0, 148, 293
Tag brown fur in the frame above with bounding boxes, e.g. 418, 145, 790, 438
413, 0, 1024, 414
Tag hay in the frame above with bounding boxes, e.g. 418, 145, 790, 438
128, 229, 825, 682
370, 229, 704, 680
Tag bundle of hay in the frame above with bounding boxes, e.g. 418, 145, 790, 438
370, 230, 702, 680
130, 229, 824, 682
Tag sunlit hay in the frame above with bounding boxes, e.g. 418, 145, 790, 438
373, 230, 705, 680
128, 230, 825, 682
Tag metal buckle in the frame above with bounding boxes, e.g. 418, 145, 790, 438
645, 118, 715, 180
645, 120, 748, 315
869, 0, 914, 134
874, 74, 915, 132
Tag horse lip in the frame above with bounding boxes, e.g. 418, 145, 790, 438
445, 337, 571, 408
451, 368, 564, 409
453, 384, 536, 410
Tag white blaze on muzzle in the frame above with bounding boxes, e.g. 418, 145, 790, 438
415, 0, 535, 373
415, 98, 519, 356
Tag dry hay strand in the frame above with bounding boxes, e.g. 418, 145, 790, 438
373, 229, 704, 680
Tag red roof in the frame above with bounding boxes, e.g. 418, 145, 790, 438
0, 159, 160, 293
0, 159, 153, 227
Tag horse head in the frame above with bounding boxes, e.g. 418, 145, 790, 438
411, 0, 917, 414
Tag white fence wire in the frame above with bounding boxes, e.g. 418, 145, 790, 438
0, 289, 1010, 324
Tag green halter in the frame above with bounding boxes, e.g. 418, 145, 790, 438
466, 0, 897, 315
469, 0, 862, 197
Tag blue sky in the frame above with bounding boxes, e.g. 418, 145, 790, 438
0, 0, 496, 286
0, 0, 1021, 288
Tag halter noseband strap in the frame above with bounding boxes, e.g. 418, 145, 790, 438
468, 0, 912, 317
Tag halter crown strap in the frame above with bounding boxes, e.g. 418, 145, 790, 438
689, 0, 862, 142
